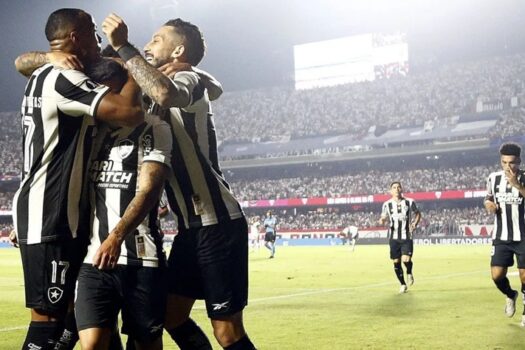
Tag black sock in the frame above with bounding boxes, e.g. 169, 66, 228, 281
125, 336, 136, 350
394, 262, 406, 285
224, 335, 256, 350
167, 318, 212, 350
54, 311, 79, 350
109, 325, 123, 350
404, 261, 413, 275
494, 277, 516, 298
22, 321, 64, 350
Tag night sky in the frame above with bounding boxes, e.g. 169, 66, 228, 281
1, 0, 524, 112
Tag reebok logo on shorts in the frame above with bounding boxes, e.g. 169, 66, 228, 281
47, 287, 64, 303
212, 301, 229, 311
150, 324, 163, 333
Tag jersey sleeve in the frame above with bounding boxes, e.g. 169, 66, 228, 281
485, 175, 494, 200
381, 202, 389, 218
142, 119, 172, 168
171, 71, 201, 109
55, 69, 110, 118
410, 200, 420, 214
519, 172, 525, 187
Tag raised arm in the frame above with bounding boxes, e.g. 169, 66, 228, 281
93, 161, 169, 269
102, 14, 193, 108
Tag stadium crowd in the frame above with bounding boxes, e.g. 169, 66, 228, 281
213, 53, 525, 144
230, 165, 498, 201
154, 206, 491, 236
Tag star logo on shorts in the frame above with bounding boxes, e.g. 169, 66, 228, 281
212, 301, 230, 311
47, 287, 64, 304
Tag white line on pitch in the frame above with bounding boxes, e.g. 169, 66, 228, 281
194, 269, 488, 309
0, 269, 489, 331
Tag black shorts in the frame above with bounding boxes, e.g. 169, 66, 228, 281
389, 239, 413, 260
491, 241, 525, 268
264, 232, 276, 242
20, 238, 87, 315
167, 218, 249, 318
75, 264, 166, 343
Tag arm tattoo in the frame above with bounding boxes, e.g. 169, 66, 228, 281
126, 56, 174, 106
111, 163, 167, 240
15, 51, 47, 77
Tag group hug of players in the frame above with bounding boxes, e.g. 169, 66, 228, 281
12, 7, 256, 350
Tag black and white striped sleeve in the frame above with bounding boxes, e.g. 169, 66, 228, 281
143, 117, 172, 167
55, 69, 110, 117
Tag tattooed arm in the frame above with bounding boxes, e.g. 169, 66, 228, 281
14, 51, 83, 77
92, 161, 169, 270
102, 13, 196, 108
125, 55, 194, 108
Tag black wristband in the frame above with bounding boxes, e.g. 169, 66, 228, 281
117, 43, 140, 62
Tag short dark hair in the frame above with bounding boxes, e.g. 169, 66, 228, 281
500, 142, 521, 157
85, 58, 127, 91
390, 181, 402, 188
45, 8, 90, 41
164, 18, 206, 66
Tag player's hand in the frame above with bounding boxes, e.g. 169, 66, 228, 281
484, 200, 499, 214
8, 229, 18, 248
93, 233, 122, 270
158, 62, 193, 78
505, 168, 520, 188
46, 51, 83, 71
409, 223, 417, 233
102, 13, 129, 50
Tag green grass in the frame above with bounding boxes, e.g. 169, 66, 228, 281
1, 244, 524, 349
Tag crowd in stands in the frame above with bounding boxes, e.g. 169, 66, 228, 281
213, 53, 525, 144
246, 206, 491, 234
0, 204, 492, 239
0, 112, 21, 178
0, 192, 14, 211
230, 164, 498, 201
155, 206, 492, 236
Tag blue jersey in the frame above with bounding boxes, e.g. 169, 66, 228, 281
263, 216, 277, 233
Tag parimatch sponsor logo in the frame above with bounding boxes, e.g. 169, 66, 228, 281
90, 160, 135, 189
495, 192, 523, 205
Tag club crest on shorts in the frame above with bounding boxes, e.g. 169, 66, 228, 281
118, 139, 134, 159
47, 287, 64, 304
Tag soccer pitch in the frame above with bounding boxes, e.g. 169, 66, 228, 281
1, 244, 524, 349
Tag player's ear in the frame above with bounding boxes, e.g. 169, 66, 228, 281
171, 44, 185, 60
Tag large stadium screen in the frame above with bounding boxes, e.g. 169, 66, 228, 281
294, 32, 409, 90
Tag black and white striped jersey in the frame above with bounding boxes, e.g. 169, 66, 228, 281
486, 170, 525, 242
13, 64, 109, 244
85, 114, 172, 267
381, 197, 419, 240
147, 71, 244, 229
